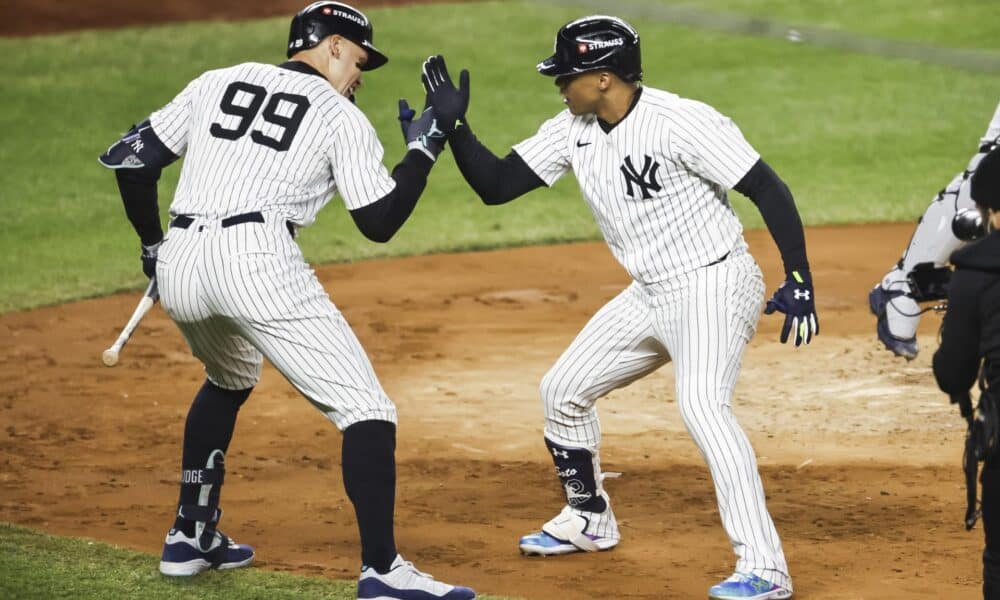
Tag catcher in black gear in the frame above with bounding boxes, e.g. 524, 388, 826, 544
933, 146, 1000, 600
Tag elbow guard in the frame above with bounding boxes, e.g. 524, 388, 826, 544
98, 119, 178, 170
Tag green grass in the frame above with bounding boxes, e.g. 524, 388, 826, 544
673, 0, 1000, 50
0, 523, 517, 600
0, 0, 997, 313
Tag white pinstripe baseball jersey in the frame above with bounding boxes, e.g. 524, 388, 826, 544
514, 87, 760, 285
151, 62, 395, 225
519, 86, 791, 588
146, 61, 401, 429
513, 86, 759, 286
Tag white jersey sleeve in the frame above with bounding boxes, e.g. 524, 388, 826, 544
512, 111, 573, 186
148, 74, 206, 157
668, 100, 760, 190
327, 105, 397, 210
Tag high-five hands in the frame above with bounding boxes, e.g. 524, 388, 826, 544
764, 270, 819, 347
421, 55, 469, 135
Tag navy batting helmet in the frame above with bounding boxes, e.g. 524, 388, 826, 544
287, 1, 388, 70
537, 15, 642, 82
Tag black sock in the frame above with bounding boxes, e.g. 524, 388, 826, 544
172, 380, 251, 536
343, 420, 397, 573
545, 437, 607, 513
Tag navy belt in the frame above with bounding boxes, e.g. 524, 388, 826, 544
170, 211, 294, 237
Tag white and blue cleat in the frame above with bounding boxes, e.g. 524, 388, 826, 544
708, 572, 792, 599
158, 528, 255, 576
357, 554, 475, 600
519, 501, 620, 556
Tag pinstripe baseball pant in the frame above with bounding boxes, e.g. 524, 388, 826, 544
157, 212, 396, 430
540, 248, 791, 590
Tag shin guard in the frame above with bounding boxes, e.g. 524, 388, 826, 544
545, 437, 607, 513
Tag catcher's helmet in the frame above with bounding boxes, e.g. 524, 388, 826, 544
287, 1, 387, 70
537, 15, 642, 82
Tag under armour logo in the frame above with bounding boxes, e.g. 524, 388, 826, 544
793, 289, 811, 301
620, 154, 662, 200
551, 448, 569, 459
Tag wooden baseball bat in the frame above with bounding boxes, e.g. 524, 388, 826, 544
102, 278, 159, 367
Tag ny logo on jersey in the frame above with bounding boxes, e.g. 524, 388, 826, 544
620, 154, 663, 200
793, 289, 811, 301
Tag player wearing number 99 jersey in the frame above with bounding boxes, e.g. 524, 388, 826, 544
97, 3, 473, 599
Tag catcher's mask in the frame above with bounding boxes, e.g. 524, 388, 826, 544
287, 1, 388, 70
537, 15, 642, 83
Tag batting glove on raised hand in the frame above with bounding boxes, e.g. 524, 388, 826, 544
398, 99, 446, 161
764, 269, 819, 347
421, 55, 469, 135
140, 240, 161, 279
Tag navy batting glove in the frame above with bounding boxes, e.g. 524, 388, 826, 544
420, 55, 469, 135
140, 241, 161, 279
398, 98, 446, 161
764, 269, 819, 346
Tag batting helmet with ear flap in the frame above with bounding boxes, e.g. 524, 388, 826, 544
537, 15, 642, 82
287, 1, 388, 70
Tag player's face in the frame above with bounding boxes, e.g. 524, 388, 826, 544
555, 71, 603, 115
328, 37, 369, 97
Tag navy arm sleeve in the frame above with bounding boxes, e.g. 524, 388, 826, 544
448, 124, 545, 205
733, 159, 809, 274
115, 168, 166, 246
933, 269, 983, 394
349, 149, 433, 243
98, 119, 179, 246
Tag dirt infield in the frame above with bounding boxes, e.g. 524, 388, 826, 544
0, 224, 984, 599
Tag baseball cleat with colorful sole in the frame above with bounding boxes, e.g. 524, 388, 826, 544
708, 572, 792, 599
518, 530, 619, 556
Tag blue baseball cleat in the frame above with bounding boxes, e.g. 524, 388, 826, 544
708, 572, 792, 599
158, 528, 254, 576
357, 554, 475, 599
518, 501, 620, 556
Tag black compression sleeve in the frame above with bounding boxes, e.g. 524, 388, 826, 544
733, 159, 809, 274
115, 167, 164, 246
932, 270, 983, 395
349, 149, 433, 243
449, 124, 545, 205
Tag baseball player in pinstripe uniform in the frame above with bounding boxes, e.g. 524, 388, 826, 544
98, 3, 474, 598
869, 99, 1000, 360
414, 16, 817, 600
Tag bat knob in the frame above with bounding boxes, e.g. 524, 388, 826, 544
102, 349, 120, 367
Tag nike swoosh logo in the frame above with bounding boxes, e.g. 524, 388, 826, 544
576, 141, 592, 147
